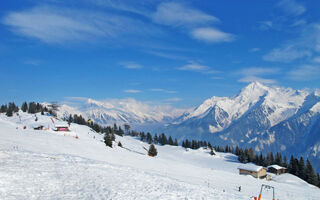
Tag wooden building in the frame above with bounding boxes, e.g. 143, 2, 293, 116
238, 164, 267, 179
54, 123, 70, 131
267, 165, 287, 175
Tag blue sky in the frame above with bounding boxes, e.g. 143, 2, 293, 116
1, 0, 320, 107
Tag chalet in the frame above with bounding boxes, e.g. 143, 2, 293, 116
238, 164, 267, 179
267, 165, 287, 175
54, 123, 70, 131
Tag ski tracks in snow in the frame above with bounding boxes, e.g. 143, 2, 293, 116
0, 149, 244, 200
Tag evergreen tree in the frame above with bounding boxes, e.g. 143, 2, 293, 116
153, 134, 158, 144
21, 102, 28, 112
168, 136, 174, 145
104, 133, 113, 148
297, 157, 306, 180
174, 138, 178, 146
118, 141, 122, 147
146, 132, 153, 144
0, 104, 7, 113
6, 108, 13, 117
148, 144, 158, 157
124, 124, 130, 134
305, 159, 317, 185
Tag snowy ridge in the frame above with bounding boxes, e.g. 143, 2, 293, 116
179, 82, 309, 133
55, 98, 188, 127
0, 112, 319, 199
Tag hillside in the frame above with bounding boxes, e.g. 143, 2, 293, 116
0, 112, 319, 199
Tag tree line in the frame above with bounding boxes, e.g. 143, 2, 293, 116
0, 102, 57, 117
217, 145, 320, 187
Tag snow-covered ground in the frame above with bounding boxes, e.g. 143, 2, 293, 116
0, 112, 319, 200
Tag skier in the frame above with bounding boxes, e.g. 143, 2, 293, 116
239, 186, 241, 192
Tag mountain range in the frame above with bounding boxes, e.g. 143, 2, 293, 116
54, 82, 320, 171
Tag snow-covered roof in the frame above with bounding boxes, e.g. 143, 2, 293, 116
268, 165, 286, 170
238, 164, 264, 172
54, 123, 69, 128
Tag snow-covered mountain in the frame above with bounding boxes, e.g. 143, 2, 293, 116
165, 82, 320, 170
48, 82, 320, 170
53, 98, 188, 129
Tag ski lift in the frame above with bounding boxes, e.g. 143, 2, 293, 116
253, 184, 275, 200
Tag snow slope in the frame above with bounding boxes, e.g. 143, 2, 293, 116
0, 112, 319, 199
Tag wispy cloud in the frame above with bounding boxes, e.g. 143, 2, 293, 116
263, 23, 320, 62
165, 97, 183, 102
236, 67, 280, 84
123, 89, 142, 93
178, 62, 221, 75
259, 21, 273, 31
313, 57, 320, 63
238, 76, 277, 84
263, 45, 311, 62
119, 62, 143, 69
152, 2, 219, 27
191, 27, 235, 43
249, 48, 261, 52
287, 65, 320, 81
2, 5, 160, 44
146, 50, 187, 61
277, 0, 306, 16
151, 2, 234, 44
237, 67, 280, 76
178, 63, 209, 71
150, 88, 176, 94
23, 59, 42, 66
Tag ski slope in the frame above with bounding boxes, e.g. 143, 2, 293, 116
0, 112, 319, 200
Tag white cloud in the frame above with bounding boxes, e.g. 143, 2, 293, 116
165, 97, 183, 102
287, 65, 320, 81
263, 45, 311, 62
237, 67, 280, 76
191, 27, 234, 43
237, 67, 279, 84
313, 57, 320, 63
238, 76, 277, 84
277, 0, 306, 16
249, 48, 261, 52
263, 23, 320, 62
291, 19, 307, 27
23, 59, 42, 66
178, 63, 209, 71
150, 89, 176, 94
2, 5, 160, 44
119, 62, 143, 69
178, 62, 221, 75
259, 21, 273, 31
123, 89, 142, 93
152, 2, 219, 27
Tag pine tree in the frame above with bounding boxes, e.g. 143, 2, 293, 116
297, 157, 306, 180
6, 108, 13, 117
305, 159, 317, 185
118, 141, 122, 147
168, 136, 174, 145
148, 144, 158, 157
104, 133, 113, 148
21, 102, 28, 112
0, 104, 7, 113
146, 132, 153, 144
174, 138, 178, 146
